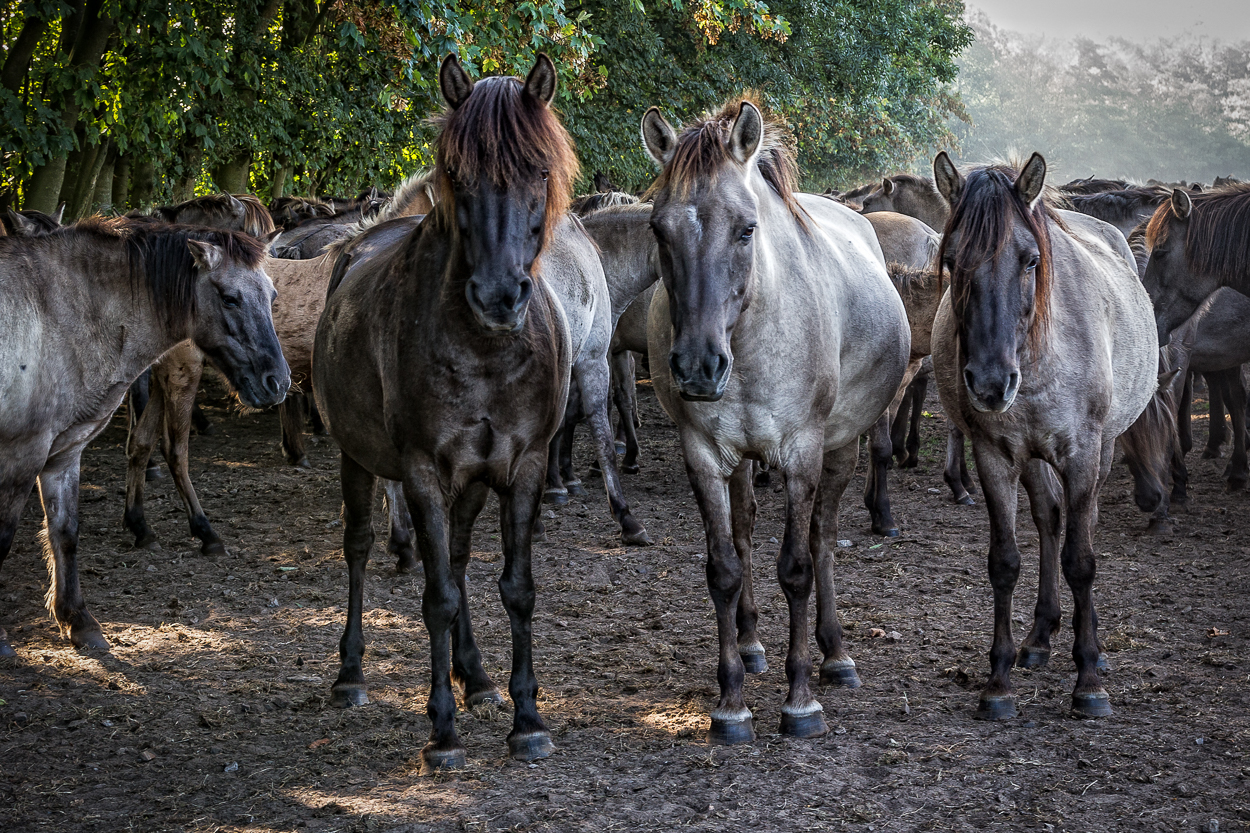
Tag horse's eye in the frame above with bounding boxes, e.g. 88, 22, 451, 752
1025, 255, 1039, 271
740, 225, 756, 242
541, 169, 549, 182
221, 294, 241, 309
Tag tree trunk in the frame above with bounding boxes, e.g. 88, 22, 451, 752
90, 142, 116, 215
1, 7, 51, 94
212, 153, 252, 194
130, 157, 155, 210
112, 152, 131, 211
270, 163, 288, 200
24, 155, 68, 212
64, 138, 102, 218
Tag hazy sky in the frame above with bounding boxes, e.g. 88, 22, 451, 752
968, 0, 1250, 43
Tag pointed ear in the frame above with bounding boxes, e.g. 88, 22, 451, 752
52, 202, 66, 224
228, 194, 245, 216
523, 53, 558, 106
187, 239, 223, 272
933, 152, 962, 206
6, 208, 35, 235
439, 54, 475, 110
641, 107, 678, 167
368, 186, 379, 200
1016, 152, 1047, 207
1171, 188, 1192, 220
263, 229, 282, 245
882, 177, 895, 196
728, 101, 764, 166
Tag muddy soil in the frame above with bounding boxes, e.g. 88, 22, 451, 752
2, 378, 1248, 833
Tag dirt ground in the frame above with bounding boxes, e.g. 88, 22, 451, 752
1, 376, 1248, 833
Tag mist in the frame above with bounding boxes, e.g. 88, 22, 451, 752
948, 10, 1250, 183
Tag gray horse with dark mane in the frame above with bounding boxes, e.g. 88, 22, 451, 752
642, 97, 909, 744
0, 218, 288, 656
931, 152, 1156, 720
313, 54, 597, 773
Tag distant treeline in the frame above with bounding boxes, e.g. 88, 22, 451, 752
950, 12, 1250, 182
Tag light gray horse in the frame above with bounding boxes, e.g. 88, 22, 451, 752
642, 97, 910, 744
0, 219, 289, 656
930, 152, 1157, 721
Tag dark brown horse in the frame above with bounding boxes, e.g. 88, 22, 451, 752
313, 54, 578, 773
0, 219, 289, 655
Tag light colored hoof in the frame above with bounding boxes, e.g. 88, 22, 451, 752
330, 683, 369, 708
820, 658, 861, 688
779, 703, 828, 738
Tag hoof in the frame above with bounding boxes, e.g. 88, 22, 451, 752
1228, 478, 1247, 492
144, 465, 162, 482
419, 745, 467, 776
621, 463, 640, 475
508, 731, 555, 762
872, 524, 900, 538
780, 706, 828, 738
1145, 517, 1174, 535
614, 441, 627, 455
543, 488, 569, 506
1096, 653, 1111, 672
708, 714, 755, 746
566, 480, 589, 499
293, 457, 311, 469
1071, 691, 1113, 718
392, 548, 419, 574
955, 494, 975, 506
201, 540, 227, 557
819, 658, 862, 689
464, 688, 504, 708
330, 683, 369, 708
740, 649, 768, 675
1016, 645, 1051, 669
974, 693, 1018, 721
901, 457, 919, 470
70, 630, 110, 651
621, 522, 653, 547
134, 531, 158, 551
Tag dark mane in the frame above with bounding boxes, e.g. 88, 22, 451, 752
570, 190, 640, 215
155, 193, 276, 238
643, 94, 807, 225
887, 173, 941, 195
1060, 176, 1130, 195
937, 164, 1055, 344
1067, 187, 1168, 223
887, 261, 940, 297
72, 217, 266, 330
1145, 183, 1250, 283
431, 74, 578, 246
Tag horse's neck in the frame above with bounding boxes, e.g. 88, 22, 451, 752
584, 214, 657, 318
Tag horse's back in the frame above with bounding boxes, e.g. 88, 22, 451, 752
538, 217, 610, 368
862, 210, 939, 270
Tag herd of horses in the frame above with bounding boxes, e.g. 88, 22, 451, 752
3, 53, 1250, 774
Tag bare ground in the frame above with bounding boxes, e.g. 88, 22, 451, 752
1, 378, 1248, 833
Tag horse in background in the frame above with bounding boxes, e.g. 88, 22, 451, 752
931, 152, 1157, 720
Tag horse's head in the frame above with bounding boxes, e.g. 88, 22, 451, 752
186, 239, 290, 408
935, 152, 1052, 414
641, 99, 792, 402
1142, 189, 1215, 342
435, 53, 575, 335
859, 177, 899, 214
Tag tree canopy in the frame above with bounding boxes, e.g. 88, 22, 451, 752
0, 0, 970, 216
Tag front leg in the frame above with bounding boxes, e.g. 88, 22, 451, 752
448, 482, 500, 707
685, 446, 752, 744
0, 473, 40, 657
39, 458, 108, 650
1061, 446, 1113, 718
330, 452, 377, 708
970, 443, 1023, 720
944, 423, 976, 505
156, 359, 225, 556
728, 461, 764, 673
498, 452, 555, 762
583, 378, 651, 546
1017, 459, 1063, 668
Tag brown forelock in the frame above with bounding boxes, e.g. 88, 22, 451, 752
431, 74, 578, 246
1180, 182, 1250, 283
937, 164, 1053, 346
72, 216, 266, 331
643, 95, 806, 225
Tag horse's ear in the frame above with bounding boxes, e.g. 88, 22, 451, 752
1171, 188, 1193, 220
933, 152, 962, 206
52, 202, 66, 225
523, 53, 558, 106
882, 177, 895, 196
187, 239, 223, 273
728, 100, 764, 166
227, 194, 245, 216
1016, 152, 1047, 207
5, 208, 35, 235
439, 54, 475, 110
641, 107, 677, 167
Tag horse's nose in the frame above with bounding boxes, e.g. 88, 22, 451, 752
670, 347, 730, 401
262, 371, 287, 399
963, 367, 1019, 412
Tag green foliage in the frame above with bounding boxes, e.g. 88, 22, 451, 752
1, 0, 970, 208
952, 13, 1250, 182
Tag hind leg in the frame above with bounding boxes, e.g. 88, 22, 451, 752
813, 440, 863, 688
1223, 371, 1248, 489
613, 351, 641, 473
0, 473, 39, 657
558, 419, 587, 498
330, 452, 377, 708
1178, 372, 1193, 456
1204, 372, 1228, 458
1017, 460, 1063, 669
382, 480, 417, 573
128, 371, 161, 481
448, 482, 500, 706
279, 395, 310, 467
582, 372, 651, 545
158, 359, 224, 556
729, 461, 764, 673
862, 411, 899, 537
904, 375, 927, 467
40, 456, 108, 650
944, 423, 975, 505
123, 384, 165, 550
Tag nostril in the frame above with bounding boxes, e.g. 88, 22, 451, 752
466, 281, 483, 312
1007, 371, 1020, 393
963, 368, 976, 393
713, 353, 729, 382
515, 278, 532, 310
